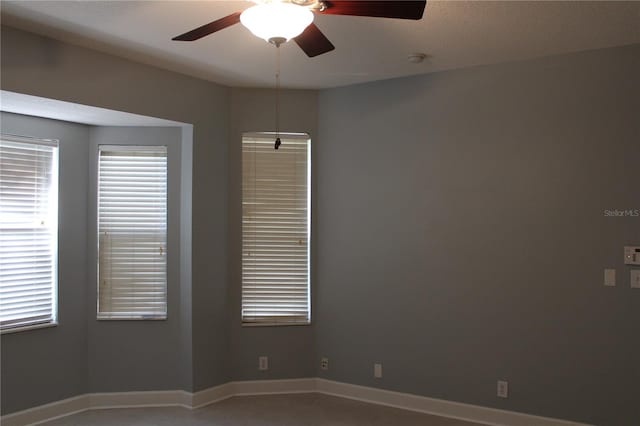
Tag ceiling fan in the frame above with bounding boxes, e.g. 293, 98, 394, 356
172, 0, 427, 57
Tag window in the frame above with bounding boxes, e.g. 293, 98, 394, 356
97, 146, 167, 319
0, 135, 58, 332
242, 133, 311, 325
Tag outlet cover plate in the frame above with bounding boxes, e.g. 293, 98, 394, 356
320, 357, 329, 370
258, 356, 269, 371
604, 269, 616, 287
374, 363, 383, 378
497, 380, 509, 398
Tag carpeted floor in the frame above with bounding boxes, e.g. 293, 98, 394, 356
41, 393, 484, 425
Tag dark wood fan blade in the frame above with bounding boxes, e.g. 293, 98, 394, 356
321, 1, 426, 20
294, 23, 335, 57
172, 12, 242, 41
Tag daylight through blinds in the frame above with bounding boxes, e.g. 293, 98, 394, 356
98, 146, 167, 319
242, 134, 311, 324
0, 135, 58, 330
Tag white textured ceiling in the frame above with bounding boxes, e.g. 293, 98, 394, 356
2, 1, 639, 89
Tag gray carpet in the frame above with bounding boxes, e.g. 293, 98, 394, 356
41, 393, 484, 425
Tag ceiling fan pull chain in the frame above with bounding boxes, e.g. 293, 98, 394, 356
274, 44, 282, 150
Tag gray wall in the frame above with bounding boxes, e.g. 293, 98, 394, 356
0, 112, 90, 413
2, 22, 639, 426
86, 127, 184, 392
315, 44, 640, 425
228, 88, 317, 380
0, 25, 231, 398
0, 116, 189, 411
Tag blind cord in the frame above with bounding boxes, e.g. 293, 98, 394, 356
275, 45, 281, 150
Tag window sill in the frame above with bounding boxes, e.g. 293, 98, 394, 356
96, 316, 167, 321
242, 321, 311, 328
1, 321, 58, 335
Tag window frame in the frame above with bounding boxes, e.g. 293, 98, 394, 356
241, 132, 312, 327
96, 144, 168, 321
0, 134, 59, 333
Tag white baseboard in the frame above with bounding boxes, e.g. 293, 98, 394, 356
315, 379, 589, 426
191, 382, 234, 408
0, 390, 193, 426
88, 390, 192, 410
0, 395, 89, 426
1, 378, 592, 426
232, 378, 317, 396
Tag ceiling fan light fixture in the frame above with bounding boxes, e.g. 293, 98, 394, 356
240, 2, 314, 43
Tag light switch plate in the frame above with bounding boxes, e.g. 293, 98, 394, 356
624, 246, 640, 265
374, 363, 383, 378
604, 269, 616, 287
258, 356, 269, 371
631, 270, 640, 289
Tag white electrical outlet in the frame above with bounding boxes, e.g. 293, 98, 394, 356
497, 380, 509, 398
320, 357, 329, 370
374, 363, 383, 378
258, 356, 269, 371
631, 270, 640, 289
604, 269, 616, 287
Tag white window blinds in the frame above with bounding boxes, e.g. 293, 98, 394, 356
97, 146, 167, 319
242, 133, 311, 325
0, 135, 58, 331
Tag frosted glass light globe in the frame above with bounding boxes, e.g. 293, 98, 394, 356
240, 3, 314, 43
